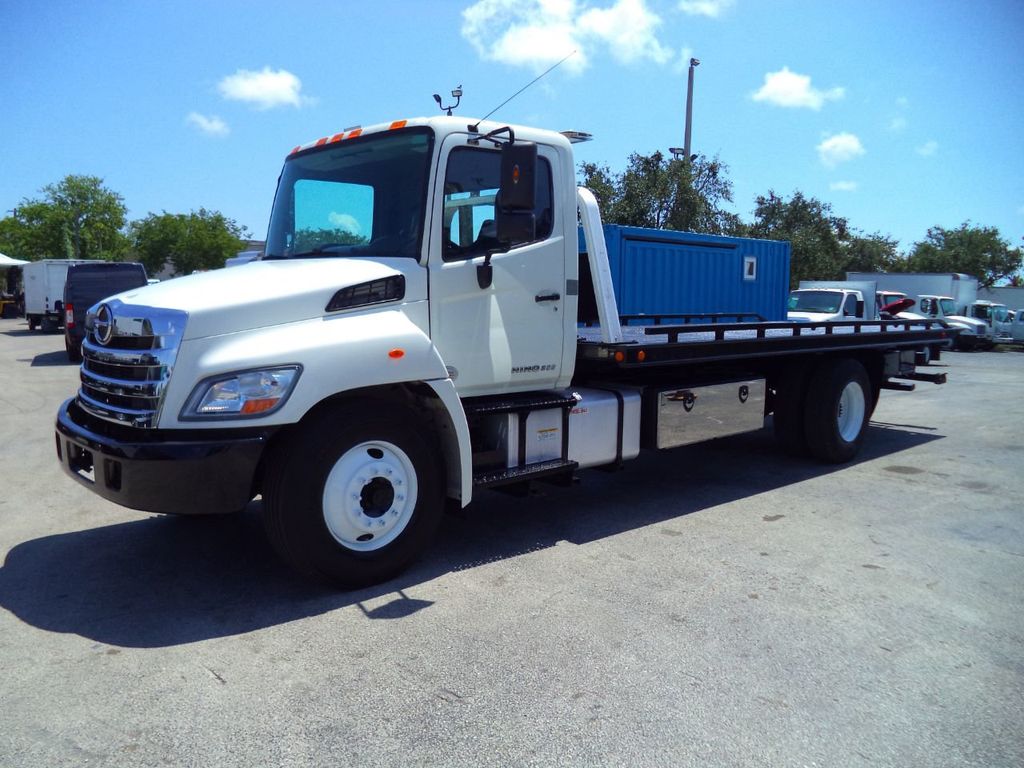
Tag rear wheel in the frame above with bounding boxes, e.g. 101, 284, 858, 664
65, 335, 82, 363
803, 358, 870, 464
263, 402, 444, 588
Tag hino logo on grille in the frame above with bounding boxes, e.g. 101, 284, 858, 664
94, 303, 114, 345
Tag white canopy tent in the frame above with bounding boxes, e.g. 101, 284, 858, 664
0, 253, 29, 268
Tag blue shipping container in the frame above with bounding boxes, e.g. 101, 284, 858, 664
579, 225, 791, 322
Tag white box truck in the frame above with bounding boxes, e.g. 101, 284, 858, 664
23, 259, 102, 332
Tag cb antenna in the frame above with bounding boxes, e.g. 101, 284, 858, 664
433, 85, 463, 116
471, 50, 577, 131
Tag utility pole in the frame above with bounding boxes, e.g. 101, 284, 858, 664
683, 58, 700, 161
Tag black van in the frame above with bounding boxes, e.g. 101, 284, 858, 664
63, 262, 149, 361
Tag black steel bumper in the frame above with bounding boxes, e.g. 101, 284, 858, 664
55, 398, 271, 515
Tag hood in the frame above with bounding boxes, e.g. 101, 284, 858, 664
946, 315, 989, 332
108, 258, 426, 340
787, 311, 838, 322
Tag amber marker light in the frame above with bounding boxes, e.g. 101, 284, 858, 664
637, 350, 647, 362
614, 351, 625, 362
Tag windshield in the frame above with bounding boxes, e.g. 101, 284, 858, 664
788, 290, 842, 313
265, 128, 434, 260
939, 298, 957, 316
972, 305, 992, 320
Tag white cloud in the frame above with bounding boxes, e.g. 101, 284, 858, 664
916, 140, 939, 157
678, 0, 734, 17
672, 46, 696, 74
578, 0, 673, 65
328, 212, 361, 234
752, 67, 844, 110
186, 112, 229, 137
817, 132, 865, 168
888, 116, 907, 132
218, 67, 308, 110
461, 0, 672, 73
830, 180, 858, 192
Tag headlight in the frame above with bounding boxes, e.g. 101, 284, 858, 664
181, 366, 301, 420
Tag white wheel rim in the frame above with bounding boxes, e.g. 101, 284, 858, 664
836, 381, 866, 442
322, 440, 418, 552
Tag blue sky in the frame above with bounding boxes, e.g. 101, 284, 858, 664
2, 0, 1022, 253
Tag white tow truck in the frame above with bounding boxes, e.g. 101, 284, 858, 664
55, 116, 951, 587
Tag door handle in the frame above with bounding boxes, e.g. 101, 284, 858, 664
535, 292, 561, 303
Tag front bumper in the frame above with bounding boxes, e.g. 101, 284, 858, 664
55, 398, 272, 515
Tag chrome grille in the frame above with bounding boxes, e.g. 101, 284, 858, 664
77, 301, 188, 428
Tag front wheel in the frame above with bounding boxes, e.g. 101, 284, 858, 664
262, 402, 444, 588
803, 358, 870, 464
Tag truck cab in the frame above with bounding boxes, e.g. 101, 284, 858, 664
968, 300, 1011, 343
787, 288, 865, 322
917, 294, 993, 349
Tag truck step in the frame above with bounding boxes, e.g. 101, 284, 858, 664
463, 391, 579, 418
473, 459, 579, 489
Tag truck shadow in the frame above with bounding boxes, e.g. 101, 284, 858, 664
0, 423, 940, 648
27, 350, 73, 367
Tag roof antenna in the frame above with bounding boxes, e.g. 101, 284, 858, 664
433, 85, 463, 116
470, 50, 577, 132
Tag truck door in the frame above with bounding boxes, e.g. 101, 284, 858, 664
427, 135, 565, 396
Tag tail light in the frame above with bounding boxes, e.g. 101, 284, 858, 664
65, 303, 75, 329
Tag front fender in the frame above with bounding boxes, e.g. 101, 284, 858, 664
158, 301, 448, 428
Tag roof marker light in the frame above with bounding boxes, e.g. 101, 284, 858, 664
389, 120, 407, 130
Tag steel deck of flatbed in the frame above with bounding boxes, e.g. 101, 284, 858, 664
576, 318, 953, 369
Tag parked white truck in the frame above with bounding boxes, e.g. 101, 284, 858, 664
55, 116, 952, 587
787, 281, 876, 322
967, 300, 1012, 343
848, 272, 992, 350
23, 258, 102, 332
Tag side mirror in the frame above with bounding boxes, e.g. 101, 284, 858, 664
479, 141, 539, 290
499, 141, 537, 211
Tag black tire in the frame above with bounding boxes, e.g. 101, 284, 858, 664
772, 363, 810, 456
65, 336, 82, 363
27, 315, 38, 331
262, 401, 444, 588
803, 358, 870, 464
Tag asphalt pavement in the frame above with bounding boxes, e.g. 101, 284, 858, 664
1, 317, 1022, 767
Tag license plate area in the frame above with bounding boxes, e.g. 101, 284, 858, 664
67, 441, 95, 483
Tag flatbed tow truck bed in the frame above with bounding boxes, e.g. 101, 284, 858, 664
576, 317, 954, 370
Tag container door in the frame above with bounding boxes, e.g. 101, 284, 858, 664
428, 135, 565, 396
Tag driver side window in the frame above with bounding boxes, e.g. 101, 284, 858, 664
442, 147, 552, 261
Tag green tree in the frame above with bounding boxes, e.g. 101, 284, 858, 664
130, 209, 249, 276
841, 231, 904, 274
905, 222, 1022, 288
578, 152, 741, 235
748, 191, 849, 288
5, 175, 129, 260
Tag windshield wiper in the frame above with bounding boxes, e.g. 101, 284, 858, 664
278, 244, 357, 259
